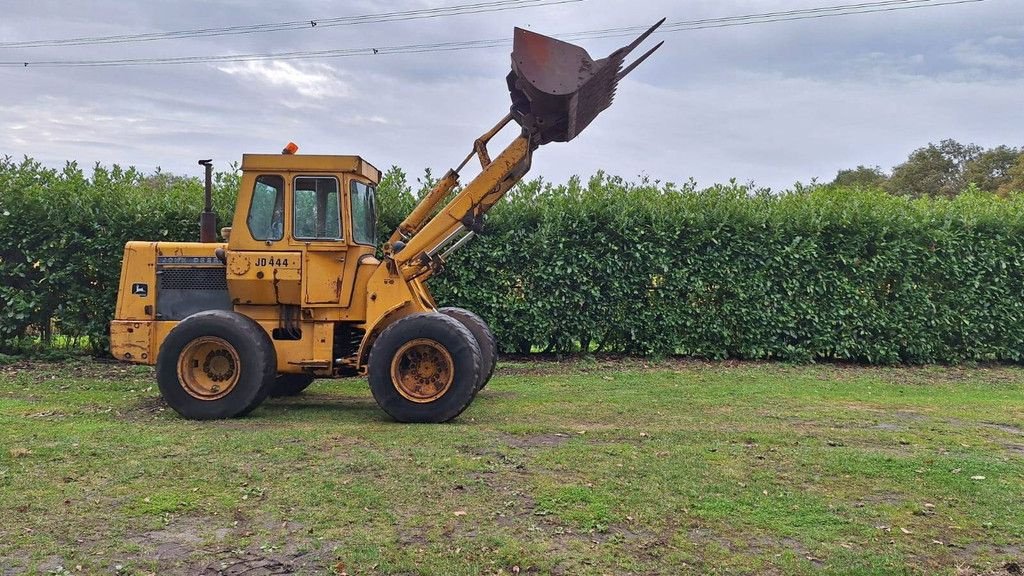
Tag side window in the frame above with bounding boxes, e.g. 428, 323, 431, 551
247, 175, 284, 241
293, 176, 342, 241
350, 180, 377, 246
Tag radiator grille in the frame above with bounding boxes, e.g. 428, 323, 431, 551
158, 268, 227, 291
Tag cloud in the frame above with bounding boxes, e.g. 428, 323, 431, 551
216, 60, 352, 100
952, 37, 1024, 71
349, 115, 390, 125
528, 69, 1024, 189
1, 0, 1023, 189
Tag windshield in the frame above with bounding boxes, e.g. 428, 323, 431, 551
350, 180, 377, 246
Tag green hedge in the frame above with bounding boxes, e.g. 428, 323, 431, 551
426, 174, 1024, 363
0, 157, 238, 354
3, 157, 1024, 364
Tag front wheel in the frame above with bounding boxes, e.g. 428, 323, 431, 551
368, 313, 482, 423
156, 310, 276, 420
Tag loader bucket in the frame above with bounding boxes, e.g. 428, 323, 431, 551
507, 19, 665, 145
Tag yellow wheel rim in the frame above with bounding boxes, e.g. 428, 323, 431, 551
177, 336, 241, 400
390, 338, 455, 403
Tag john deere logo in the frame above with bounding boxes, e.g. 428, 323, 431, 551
131, 283, 148, 297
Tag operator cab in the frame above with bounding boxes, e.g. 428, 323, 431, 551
224, 153, 381, 311
227, 153, 380, 249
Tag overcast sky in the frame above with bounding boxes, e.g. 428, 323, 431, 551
1, 0, 1021, 190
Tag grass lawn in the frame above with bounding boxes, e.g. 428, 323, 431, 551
0, 358, 1022, 576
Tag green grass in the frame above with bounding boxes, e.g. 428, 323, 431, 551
1, 358, 1023, 575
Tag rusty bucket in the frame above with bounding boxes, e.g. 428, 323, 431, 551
507, 19, 665, 145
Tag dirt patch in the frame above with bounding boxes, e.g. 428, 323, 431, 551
476, 388, 518, 399
852, 492, 905, 507
194, 550, 306, 576
188, 540, 339, 576
136, 523, 204, 561
458, 445, 527, 472
892, 409, 932, 421
117, 395, 169, 420
813, 407, 932, 434
20, 408, 69, 420
1, 358, 154, 383
121, 515, 337, 575
28, 556, 65, 574
686, 525, 817, 563
1003, 444, 1024, 456
395, 527, 431, 548
839, 404, 931, 419
983, 423, 1024, 436
757, 408, 927, 450
0, 553, 60, 573
949, 543, 1024, 575
503, 432, 572, 449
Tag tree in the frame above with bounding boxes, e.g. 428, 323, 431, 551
376, 166, 417, 238
964, 146, 1022, 194
997, 154, 1024, 196
885, 139, 982, 198
832, 165, 888, 188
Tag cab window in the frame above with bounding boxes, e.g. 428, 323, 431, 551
350, 180, 377, 246
293, 176, 342, 241
247, 175, 284, 241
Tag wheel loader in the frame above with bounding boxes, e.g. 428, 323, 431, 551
109, 21, 664, 422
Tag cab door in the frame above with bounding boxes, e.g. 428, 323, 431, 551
290, 175, 348, 306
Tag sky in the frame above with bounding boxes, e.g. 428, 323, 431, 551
1, 0, 1022, 191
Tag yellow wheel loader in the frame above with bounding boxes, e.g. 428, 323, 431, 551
109, 22, 664, 422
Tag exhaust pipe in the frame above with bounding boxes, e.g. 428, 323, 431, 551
507, 19, 665, 146
198, 159, 217, 243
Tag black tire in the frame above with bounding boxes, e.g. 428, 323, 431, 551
368, 312, 482, 423
156, 310, 276, 420
268, 374, 315, 397
439, 307, 497, 391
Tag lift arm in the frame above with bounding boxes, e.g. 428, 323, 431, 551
383, 19, 664, 283
385, 113, 531, 281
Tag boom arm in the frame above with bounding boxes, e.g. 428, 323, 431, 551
386, 113, 532, 281
383, 19, 664, 283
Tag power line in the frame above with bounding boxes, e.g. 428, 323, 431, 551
0, 0, 988, 68
573, 0, 987, 40
0, 0, 582, 49
565, 0, 971, 38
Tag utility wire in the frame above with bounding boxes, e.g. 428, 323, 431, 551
566, 0, 971, 38
0, 0, 988, 68
572, 0, 986, 40
0, 0, 582, 48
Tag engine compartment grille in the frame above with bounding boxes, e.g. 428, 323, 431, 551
158, 268, 228, 291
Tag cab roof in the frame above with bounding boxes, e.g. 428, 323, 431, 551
241, 154, 381, 184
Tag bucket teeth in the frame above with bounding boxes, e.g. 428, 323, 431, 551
618, 41, 665, 81
507, 19, 665, 145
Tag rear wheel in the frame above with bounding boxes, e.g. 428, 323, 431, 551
156, 310, 276, 420
368, 313, 481, 423
439, 307, 497, 391
269, 374, 315, 397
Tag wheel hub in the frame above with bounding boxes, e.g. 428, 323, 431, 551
203, 349, 236, 382
391, 339, 454, 403
177, 336, 241, 400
